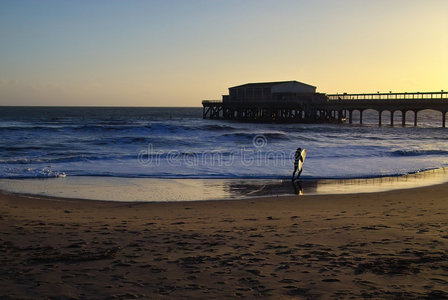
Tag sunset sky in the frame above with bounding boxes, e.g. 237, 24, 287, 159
1, 0, 447, 106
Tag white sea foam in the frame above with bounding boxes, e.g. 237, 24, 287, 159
0, 107, 447, 179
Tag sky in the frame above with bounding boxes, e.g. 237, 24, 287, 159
0, 0, 447, 107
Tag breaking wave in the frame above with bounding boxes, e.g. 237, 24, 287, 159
0, 107, 447, 180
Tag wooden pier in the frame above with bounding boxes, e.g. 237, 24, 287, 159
324, 91, 448, 127
203, 91, 448, 127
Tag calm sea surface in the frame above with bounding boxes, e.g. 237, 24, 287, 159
1, 106, 447, 180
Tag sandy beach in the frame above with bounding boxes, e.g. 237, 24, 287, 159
1, 183, 448, 299
2, 0, 448, 298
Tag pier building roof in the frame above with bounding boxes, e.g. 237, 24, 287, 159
230, 81, 316, 94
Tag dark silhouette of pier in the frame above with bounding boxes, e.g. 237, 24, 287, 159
324, 91, 448, 127
203, 90, 448, 127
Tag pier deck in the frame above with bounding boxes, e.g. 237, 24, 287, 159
203, 91, 448, 127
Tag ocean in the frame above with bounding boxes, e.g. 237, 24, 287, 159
1, 106, 447, 181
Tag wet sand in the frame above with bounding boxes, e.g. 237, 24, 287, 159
0, 167, 446, 202
1, 183, 448, 299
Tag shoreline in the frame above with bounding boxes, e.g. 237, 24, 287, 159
0, 167, 447, 202
1, 182, 448, 298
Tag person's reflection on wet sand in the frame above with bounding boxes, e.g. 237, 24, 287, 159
292, 180, 303, 195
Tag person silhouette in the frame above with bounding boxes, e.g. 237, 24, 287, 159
292, 147, 304, 181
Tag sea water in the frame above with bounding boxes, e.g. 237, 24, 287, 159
1, 106, 448, 180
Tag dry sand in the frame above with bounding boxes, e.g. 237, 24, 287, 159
1, 183, 448, 299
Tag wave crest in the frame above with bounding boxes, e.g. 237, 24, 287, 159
392, 149, 448, 156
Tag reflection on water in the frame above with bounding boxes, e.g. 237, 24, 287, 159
214, 168, 448, 199
0, 168, 446, 202
292, 180, 303, 195
314, 168, 448, 195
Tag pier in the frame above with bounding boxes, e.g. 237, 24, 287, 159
202, 81, 448, 127
323, 91, 448, 127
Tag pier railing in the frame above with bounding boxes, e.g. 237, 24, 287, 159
327, 91, 448, 101
203, 100, 308, 106
204, 92, 448, 104
202, 100, 222, 105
